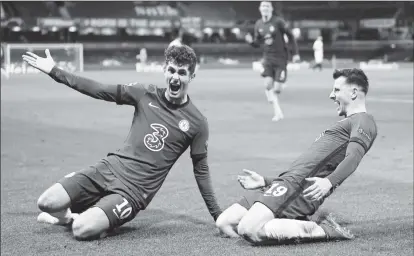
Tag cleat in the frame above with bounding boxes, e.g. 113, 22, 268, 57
319, 213, 354, 241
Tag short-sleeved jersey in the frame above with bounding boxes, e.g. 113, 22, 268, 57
279, 113, 377, 185
254, 16, 289, 64
105, 83, 208, 208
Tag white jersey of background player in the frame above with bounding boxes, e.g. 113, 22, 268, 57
312, 36, 324, 71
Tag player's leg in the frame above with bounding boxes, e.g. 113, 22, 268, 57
216, 203, 248, 238
238, 181, 353, 245
37, 183, 77, 225
71, 193, 139, 240
37, 164, 109, 225
271, 66, 288, 121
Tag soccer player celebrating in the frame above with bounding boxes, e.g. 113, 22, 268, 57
22, 45, 222, 240
216, 68, 377, 244
246, 1, 300, 122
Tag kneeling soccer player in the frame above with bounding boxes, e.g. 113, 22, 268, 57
22, 45, 222, 240
216, 68, 378, 245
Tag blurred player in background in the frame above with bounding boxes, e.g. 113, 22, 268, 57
246, 1, 300, 122
312, 36, 324, 71
216, 68, 377, 245
1, 45, 9, 79
22, 45, 222, 240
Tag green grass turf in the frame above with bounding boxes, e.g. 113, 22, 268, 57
1, 68, 413, 256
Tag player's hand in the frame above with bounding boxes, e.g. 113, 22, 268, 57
303, 177, 332, 201
292, 54, 300, 63
237, 169, 265, 190
22, 49, 55, 74
245, 33, 253, 44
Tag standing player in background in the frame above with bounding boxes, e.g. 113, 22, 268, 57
246, 1, 300, 122
216, 68, 377, 244
312, 36, 324, 71
22, 45, 222, 240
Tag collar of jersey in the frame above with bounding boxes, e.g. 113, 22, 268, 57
160, 88, 191, 109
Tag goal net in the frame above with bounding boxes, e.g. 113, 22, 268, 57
2, 43, 83, 76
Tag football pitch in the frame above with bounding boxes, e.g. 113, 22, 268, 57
1, 67, 413, 256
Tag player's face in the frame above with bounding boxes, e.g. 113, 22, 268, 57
330, 77, 355, 117
164, 62, 194, 101
259, 2, 273, 19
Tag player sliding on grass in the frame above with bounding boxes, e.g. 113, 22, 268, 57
216, 68, 378, 244
246, 1, 300, 122
22, 45, 222, 240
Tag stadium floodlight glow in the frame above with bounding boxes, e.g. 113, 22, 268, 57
12, 26, 21, 32
231, 28, 240, 35
32, 26, 40, 32
68, 26, 77, 32
203, 27, 213, 36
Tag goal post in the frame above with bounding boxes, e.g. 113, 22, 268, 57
3, 43, 84, 75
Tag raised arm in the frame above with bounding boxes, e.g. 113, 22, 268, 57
191, 118, 222, 221
22, 49, 145, 105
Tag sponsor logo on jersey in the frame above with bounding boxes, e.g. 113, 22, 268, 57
144, 123, 169, 151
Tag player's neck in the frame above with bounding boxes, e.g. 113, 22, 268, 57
262, 15, 272, 22
164, 91, 188, 106
346, 104, 367, 117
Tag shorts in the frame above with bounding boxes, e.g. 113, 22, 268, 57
58, 160, 141, 229
237, 178, 321, 220
261, 60, 287, 83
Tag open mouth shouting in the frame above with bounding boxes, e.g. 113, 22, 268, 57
169, 79, 181, 96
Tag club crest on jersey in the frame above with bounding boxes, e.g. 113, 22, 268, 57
179, 119, 190, 132
269, 25, 275, 32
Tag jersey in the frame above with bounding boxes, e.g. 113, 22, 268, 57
253, 16, 291, 65
313, 39, 324, 63
279, 113, 377, 186
106, 83, 209, 208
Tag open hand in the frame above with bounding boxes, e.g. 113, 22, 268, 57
237, 169, 265, 190
303, 177, 332, 201
22, 49, 55, 74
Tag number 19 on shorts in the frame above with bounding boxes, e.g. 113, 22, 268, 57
112, 198, 132, 220
264, 183, 288, 197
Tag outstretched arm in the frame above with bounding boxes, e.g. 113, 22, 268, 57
22, 49, 141, 105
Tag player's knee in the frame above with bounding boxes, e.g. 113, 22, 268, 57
264, 78, 274, 91
37, 183, 71, 212
274, 82, 283, 94
237, 220, 261, 243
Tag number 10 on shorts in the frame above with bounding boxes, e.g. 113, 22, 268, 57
112, 198, 132, 220
264, 183, 288, 197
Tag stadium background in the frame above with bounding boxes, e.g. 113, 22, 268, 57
1, 1, 413, 256
1, 1, 413, 71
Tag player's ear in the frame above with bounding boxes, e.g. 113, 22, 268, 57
351, 87, 358, 100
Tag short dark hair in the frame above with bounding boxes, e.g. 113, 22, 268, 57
164, 45, 197, 74
333, 68, 369, 94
